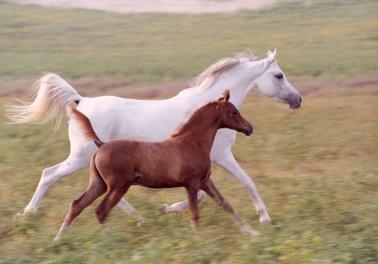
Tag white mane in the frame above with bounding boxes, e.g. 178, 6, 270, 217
193, 52, 258, 89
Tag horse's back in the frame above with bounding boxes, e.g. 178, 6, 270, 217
66, 95, 235, 165
71, 96, 189, 143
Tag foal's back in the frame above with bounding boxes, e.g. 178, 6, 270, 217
94, 138, 211, 189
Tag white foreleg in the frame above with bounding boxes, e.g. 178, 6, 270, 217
20, 157, 88, 216
19, 155, 143, 221
214, 151, 271, 224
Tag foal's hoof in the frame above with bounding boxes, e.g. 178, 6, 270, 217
100, 225, 110, 234
53, 236, 62, 243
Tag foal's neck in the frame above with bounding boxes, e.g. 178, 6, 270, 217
172, 105, 221, 153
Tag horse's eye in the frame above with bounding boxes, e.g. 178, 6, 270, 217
275, 73, 283, 79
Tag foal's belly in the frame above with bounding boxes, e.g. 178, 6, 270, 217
132, 170, 185, 188
132, 179, 184, 189
132, 162, 211, 189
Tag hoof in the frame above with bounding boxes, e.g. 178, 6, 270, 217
190, 223, 199, 232
100, 225, 109, 234
242, 225, 260, 238
13, 211, 33, 222
136, 217, 145, 227
158, 204, 169, 215
13, 213, 24, 222
259, 213, 271, 225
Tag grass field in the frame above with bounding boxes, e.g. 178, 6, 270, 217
0, 0, 377, 263
1, 79, 377, 264
0, 0, 377, 80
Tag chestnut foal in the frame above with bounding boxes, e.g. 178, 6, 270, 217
54, 90, 258, 241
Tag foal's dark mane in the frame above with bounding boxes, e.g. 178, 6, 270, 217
171, 102, 219, 137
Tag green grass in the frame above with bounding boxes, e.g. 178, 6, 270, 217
0, 0, 378, 263
0, 87, 377, 263
0, 0, 377, 81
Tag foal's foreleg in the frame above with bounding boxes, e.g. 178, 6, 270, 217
186, 187, 200, 231
202, 179, 259, 237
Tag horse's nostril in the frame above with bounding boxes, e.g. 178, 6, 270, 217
299, 96, 302, 104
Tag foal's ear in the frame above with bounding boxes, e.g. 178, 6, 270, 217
218, 89, 230, 103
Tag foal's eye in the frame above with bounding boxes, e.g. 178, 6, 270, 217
275, 73, 283, 79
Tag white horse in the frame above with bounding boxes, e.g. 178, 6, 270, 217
8, 50, 301, 225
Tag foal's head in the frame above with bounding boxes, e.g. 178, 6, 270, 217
217, 90, 253, 136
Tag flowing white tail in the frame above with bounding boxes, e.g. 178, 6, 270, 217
7, 73, 81, 127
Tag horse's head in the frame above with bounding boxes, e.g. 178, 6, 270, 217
217, 90, 253, 136
253, 49, 302, 109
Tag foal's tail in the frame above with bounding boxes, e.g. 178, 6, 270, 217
68, 106, 104, 148
6, 73, 82, 127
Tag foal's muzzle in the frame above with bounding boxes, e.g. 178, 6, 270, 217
243, 124, 253, 136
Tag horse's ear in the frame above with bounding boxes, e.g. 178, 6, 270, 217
264, 48, 277, 69
218, 89, 230, 103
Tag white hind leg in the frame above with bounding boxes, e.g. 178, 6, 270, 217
159, 191, 206, 215
117, 198, 145, 226
20, 156, 89, 216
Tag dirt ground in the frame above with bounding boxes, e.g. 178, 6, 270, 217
5, 0, 283, 13
1, 75, 377, 101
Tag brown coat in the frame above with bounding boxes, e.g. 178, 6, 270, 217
54, 90, 259, 241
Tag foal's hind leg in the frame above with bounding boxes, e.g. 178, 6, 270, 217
96, 186, 131, 224
201, 179, 259, 237
54, 161, 106, 241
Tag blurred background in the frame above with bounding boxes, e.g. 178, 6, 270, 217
0, 0, 377, 263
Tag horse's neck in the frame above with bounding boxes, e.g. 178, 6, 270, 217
175, 64, 255, 110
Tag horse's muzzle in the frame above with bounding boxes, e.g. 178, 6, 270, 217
288, 94, 302, 109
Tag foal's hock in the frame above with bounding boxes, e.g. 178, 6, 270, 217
55, 90, 258, 241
